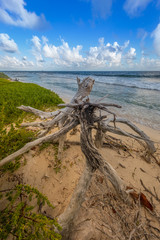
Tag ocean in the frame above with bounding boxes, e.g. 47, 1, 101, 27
4, 71, 160, 130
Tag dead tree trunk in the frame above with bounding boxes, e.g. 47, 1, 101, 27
79, 104, 127, 198
0, 77, 156, 238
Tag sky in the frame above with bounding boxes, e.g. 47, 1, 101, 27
0, 0, 160, 71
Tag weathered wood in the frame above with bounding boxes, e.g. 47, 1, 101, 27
18, 77, 95, 128
0, 77, 95, 167
58, 165, 93, 238
0, 120, 78, 168
42, 77, 95, 129
17, 105, 60, 119
58, 102, 122, 108
79, 105, 128, 199
0, 76, 157, 238
102, 117, 156, 154
58, 104, 129, 237
116, 118, 156, 153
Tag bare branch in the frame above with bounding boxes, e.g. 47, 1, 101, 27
3, 76, 156, 239
17, 105, 60, 119
58, 102, 121, 108
102, 117, 156, 154
0, 120, 78, 168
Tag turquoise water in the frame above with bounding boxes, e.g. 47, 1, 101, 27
5, 71, 160, 130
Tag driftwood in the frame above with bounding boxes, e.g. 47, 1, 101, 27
0, 77, 156, 238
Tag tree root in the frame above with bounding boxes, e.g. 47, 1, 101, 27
0, 76, 158, 239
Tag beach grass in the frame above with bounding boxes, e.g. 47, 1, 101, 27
0, 72, 10, 79
0, 77, 64, 128
0, 74, 63, 163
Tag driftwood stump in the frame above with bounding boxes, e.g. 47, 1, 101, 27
0, 77, 156, 238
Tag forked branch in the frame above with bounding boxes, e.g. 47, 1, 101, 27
0, 77, 157, 238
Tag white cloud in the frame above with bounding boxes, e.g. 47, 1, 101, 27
31, 36, 44, 63
85, 38, 130, 68
152, 23, 160, 56
0, 35, 138, 70
43, 39, 84, 66
140, 56, 160, 70
31, 36, 41, 52
0, 0, 48, 29
0, 33, 18, 53
124, 0, 152, 16
29, 36, 134, 69
125, 47, 136, 64
89, 0, 113, 19
0, 55, 34, 70
42, 36, 48, 45
22, 56, 27, 61
2, 35, 160, 70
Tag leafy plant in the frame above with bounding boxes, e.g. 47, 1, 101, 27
0, 184, 62, 240
0, 74, 63, 239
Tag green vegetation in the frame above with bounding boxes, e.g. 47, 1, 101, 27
0, 74, 63, 162
39, 143, 61, 173
39, 142, 51, 152
38, 142, 69, 173
0, 125, 35, 161
52, 143, 60, 173
0, 73, 63, 239
0, 184, 62, 240
0, 124, 36, 175
0, 77, 63, 128
0, 72, 10, 79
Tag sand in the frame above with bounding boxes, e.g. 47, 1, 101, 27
0, 120, 160, 239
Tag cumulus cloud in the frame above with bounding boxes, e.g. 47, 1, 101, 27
0, 35, 137, 70
1, 35, 160, 71
0, 33, 18, 53
85, 38, 130, 68
31, 36, 44, 63
31, 36, 41, 52
43, 39, 83, 66
34, 36, 131, 69
0, 55, 34, 70
89, 0, 113, 19
124, 0, 152, 16
125, 47, 136, 64
0, 0, 48, 29
152, 23, 160, 56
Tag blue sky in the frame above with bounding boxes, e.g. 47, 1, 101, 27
0, 0, 160, 71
